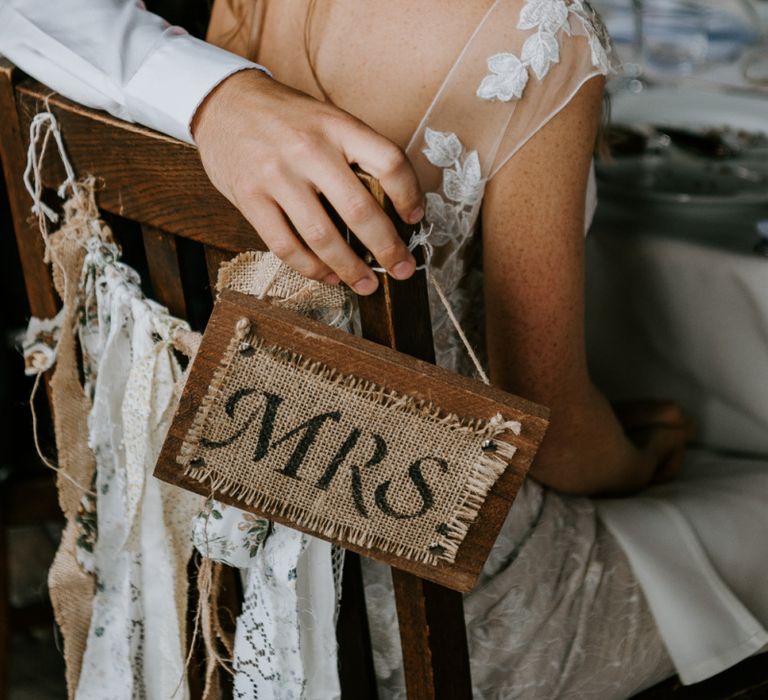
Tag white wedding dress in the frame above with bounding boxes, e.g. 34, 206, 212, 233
347, 1, 768, 698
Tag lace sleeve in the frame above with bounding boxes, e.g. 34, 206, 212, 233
405, 0, 617, 193
485, 1, 616, 177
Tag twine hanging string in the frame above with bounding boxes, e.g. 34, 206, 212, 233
29, 370, 96, 497
370, 224, 491, 386
23, 110, 97, 497
23, 112, 233, 698
23, 110, 79, 225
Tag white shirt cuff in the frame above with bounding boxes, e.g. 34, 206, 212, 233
124, 30, 269, 144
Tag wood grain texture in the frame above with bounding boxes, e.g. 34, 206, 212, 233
15, 80, 262, 253
155, 290, 546, 592
0, 62, 59, 320
204, 246, 233, 292
141, 225, 188, 319
4, 55, 767, 700
391, 572, 474, 700
349, 176, 473, 698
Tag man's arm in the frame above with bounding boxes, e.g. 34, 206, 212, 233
0, 0, 424, 293
0, 0, 262, 143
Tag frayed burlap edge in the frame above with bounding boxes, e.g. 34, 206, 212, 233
215, 250, 348, 313
177, 322, 520, 566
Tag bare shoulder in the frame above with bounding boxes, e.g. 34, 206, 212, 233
310, 0, 500, 147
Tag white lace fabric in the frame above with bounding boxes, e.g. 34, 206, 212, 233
352, 3, 674, 697
23, 228, 210, 696
26, 0, 737, 697
39, 232, 202, 700
362, 1, 767, 696
363, 481, 674, 699
193, 2, 670, 698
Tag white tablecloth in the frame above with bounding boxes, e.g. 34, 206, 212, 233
584, 227, 768, 683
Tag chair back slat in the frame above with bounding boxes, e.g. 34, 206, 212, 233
0, 63, 58, 320
203, 246, 234, 292
2, 66, 510, 700
351, 177, 472, 700
15, 82, 261, 253
141, 224, 189, 319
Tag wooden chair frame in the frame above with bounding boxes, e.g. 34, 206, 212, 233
0, 59, 474, 699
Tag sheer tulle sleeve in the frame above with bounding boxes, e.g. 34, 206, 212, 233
405, 0, 616, 190
401, 0, 616, 375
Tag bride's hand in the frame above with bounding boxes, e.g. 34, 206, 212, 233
191, 69, 423, 295
614, 400, 697, 485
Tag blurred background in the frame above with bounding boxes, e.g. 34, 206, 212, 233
585, 0, 768, 463
592, 0, 768, 246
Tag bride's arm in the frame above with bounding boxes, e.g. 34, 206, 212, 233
482, 77, 684, 496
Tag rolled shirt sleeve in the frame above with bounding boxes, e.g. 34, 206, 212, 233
0, 0, 269, 143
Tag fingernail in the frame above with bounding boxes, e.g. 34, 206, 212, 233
353, 277, 377, 295
391, 258, 415, 280
322, 273, 340, 285
408, 206, 425, 224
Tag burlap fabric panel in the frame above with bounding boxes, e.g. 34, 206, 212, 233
178, 321, 518, 565
45, 190, 101, 699
216, 250, 349, 317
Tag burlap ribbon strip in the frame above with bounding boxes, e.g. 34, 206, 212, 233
216, 249, 350, 318
45, 186, 102, 698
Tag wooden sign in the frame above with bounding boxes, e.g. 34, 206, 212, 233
155, 289, 548, 592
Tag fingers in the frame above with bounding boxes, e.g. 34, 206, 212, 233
613, 399, 688, 430
308, 154, 416, 279
338, 118, 425, 226
276, 181, 380, 295
644, 426, 688, 483
196, 72, 424, 286
238, 196, 338, 283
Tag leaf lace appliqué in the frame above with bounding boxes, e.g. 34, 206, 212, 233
477, 0, 613, 103
422, 129, 486, 246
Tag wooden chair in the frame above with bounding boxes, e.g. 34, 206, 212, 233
0, 59, 487, 699
1, 61, 766, 700
0, 126, 64, 700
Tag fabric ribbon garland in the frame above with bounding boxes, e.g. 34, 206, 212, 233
22, 110, 499, 700
22, 112, 199, 699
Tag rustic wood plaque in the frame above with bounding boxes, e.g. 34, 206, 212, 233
155, 289, 548, 592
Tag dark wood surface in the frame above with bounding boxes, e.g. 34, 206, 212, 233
0, 58, 62, 700
142, 224, 189, 319
155, 290, 547, 593
349, 176, 475, 699
0, 62, 58, 321
336, 553, 380, 700
204, 246, 233, 292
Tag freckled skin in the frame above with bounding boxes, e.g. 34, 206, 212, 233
253, 0, 691, 496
